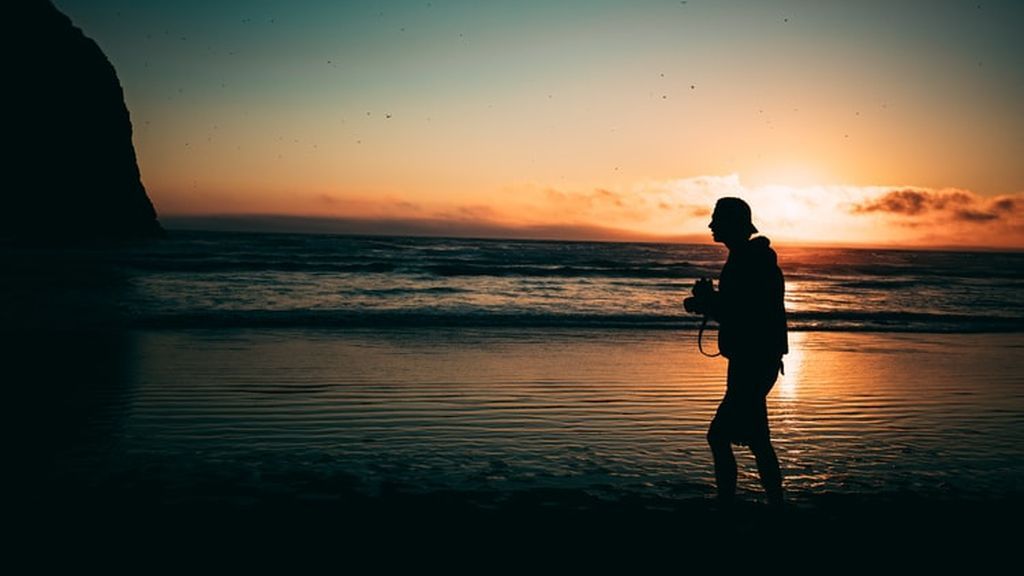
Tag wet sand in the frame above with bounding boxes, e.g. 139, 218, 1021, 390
8, 328, 1023, 560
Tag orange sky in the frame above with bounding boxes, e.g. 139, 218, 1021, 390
59, 0, 1024, 248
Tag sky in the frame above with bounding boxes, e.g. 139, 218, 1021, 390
56, 0, 1024, 248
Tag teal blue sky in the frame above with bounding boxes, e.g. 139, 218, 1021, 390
52, 0, 1024, 246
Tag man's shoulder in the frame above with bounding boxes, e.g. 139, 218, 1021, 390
744, 236, 778, 266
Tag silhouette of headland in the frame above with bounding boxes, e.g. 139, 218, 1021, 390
6, 0, 162, 244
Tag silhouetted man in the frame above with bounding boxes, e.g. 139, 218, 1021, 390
683, 197, 788, 506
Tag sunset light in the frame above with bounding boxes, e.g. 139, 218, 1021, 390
52, 0, 1023, 249
10, 1, 1024, 552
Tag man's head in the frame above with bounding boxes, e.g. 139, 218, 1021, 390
709, 197, 757, 245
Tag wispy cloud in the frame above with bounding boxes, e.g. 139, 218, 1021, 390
839, 187, 1023, 246
168, 176, 1024, 248
849, 188, 1020, 224
624, 177, 1024, 247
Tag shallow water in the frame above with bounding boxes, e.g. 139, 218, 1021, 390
57, 329, 1024, 504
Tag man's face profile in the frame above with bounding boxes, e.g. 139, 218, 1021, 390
709, 210, 733, 244
708, 198, 754, 244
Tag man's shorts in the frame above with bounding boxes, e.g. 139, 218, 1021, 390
709, 356, 781, 447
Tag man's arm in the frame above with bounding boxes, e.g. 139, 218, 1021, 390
683, 278, 721, 319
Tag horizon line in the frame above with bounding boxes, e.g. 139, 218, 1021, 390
158, 213, 1024, 253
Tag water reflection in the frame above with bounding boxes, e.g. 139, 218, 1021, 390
68, 329, 1020, 504
10, 321, 1019, 510
775, 331, 806, 400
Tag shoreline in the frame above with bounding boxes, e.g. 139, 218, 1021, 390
17, 471, 1022, 556
9, 327, 1022, 558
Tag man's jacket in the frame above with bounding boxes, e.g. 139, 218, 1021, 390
710, 236, 789, 359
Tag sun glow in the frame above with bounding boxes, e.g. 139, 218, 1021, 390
74, 0, 1024, 250
775, 332, 806, 400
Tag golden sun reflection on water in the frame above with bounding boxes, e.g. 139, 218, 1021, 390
775, 331, 806, 400
783, 280, 808, 315
109, 330, 1023, 501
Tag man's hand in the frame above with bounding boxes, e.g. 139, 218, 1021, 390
683, 278, 715, 315
683, 296, 705, 315
692, 277, 715, 300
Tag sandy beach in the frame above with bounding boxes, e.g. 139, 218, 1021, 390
10, 327, 1022, 559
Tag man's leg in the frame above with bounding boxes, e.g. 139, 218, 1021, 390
751, 358, 784, 505
707, 414, 737, 503
750, 436, 783, 506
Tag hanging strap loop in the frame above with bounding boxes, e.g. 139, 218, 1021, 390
697, 316, 720, 358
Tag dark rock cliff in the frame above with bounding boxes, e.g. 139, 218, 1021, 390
5, 0, 163, 241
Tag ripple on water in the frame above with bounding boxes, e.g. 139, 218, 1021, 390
63, 329, 1024, 501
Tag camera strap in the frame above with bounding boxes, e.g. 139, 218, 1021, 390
698, 315, 721, 357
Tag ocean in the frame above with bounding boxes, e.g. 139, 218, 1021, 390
6, 230, 1024, 539
112, 231, 1024, 332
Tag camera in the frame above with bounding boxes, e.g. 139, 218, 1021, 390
683, 277, 714, 315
